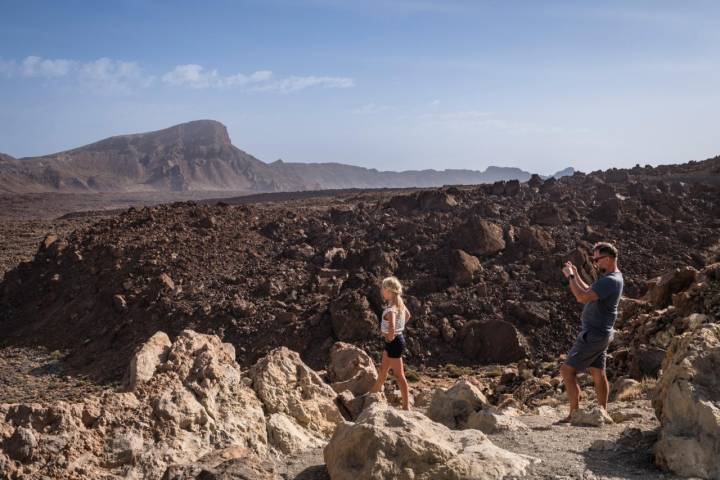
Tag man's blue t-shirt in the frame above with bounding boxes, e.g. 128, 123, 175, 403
581, 271, 624, 337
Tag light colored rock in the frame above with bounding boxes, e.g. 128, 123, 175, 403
107, 430, 144, 465
426, 379, 488, 429
412, 388, 433, 409
466, 410, 529, 434
162, 446, 278, 480
609, 409, 643, 423
536, 405, 561, 418
126, 331, 172, 390
250, 346, 343, 438
337, 391, 385, 420
611, 377, 642, 401
653, 324, 720, 479
0, 329, 268, 480
266, 412, 325, 454
152, 383, 208, 429
684, 312, 710, 330
570, 407, 614, 427
324, 403, 538, 480
328, 342, 378, 396
4, 426, 37, 463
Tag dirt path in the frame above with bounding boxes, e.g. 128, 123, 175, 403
489, 401, 680, 479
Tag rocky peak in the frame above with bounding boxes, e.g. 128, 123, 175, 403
82, 119, 233, 154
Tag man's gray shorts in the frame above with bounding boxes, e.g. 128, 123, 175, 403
566, 331, 611, 371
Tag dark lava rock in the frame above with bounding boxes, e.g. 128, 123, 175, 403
329, 290, 379, 341
448, 249, 482, 286
453, 218, 506, 257
461, 319, 530, 363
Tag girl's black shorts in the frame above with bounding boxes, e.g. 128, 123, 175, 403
384, 333, 405, 358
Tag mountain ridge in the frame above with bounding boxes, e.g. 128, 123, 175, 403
1, 119, 574, 194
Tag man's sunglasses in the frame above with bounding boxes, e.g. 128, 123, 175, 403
591, 255, 610, 263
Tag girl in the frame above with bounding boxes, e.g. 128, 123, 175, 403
369, 276, 412, 410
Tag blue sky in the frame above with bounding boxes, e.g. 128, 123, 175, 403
1, 0, 719, 174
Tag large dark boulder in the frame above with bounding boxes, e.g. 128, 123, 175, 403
516, 226, 555, 252
461, 319, 529, 363
589, 198, 624, 224
417, 190, 458, 212
448, 249, 482, 286
507, 301, 550, 327
529, 204, 567, 226
453, 218, 506, 256
329, 290, 379, 341
344, 245, 398, 275
644, 267, 699, 308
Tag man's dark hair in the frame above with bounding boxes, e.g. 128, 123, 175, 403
593, 242, 618, 258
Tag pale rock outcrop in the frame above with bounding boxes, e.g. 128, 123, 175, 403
653, 324, 720, 479
266, 412, 325, 454
611, 377, 642, 401
0, 330, 268, 479
328, 342, 378, 396
426, 379, 488, 429
570, 407, 614, 427
324, 403, 538, 480
466, 409, 529, 434
126, 331, 172, 390
249, 346, 343, 438
336, 391, 385, 421
162, 446, 279, 480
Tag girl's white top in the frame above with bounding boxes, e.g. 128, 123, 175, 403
381, 305, 406, 335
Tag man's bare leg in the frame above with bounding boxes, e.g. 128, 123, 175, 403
559, 363, 580, 422
589, 367, 609, 409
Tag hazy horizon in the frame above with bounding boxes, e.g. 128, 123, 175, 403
2, 0, 719, 176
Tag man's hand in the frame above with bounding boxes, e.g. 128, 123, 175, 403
562, 261, 575, 278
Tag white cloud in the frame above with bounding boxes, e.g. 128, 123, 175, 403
1, 56, 354, 95
21, 56, 75, 77
78, 58, 153, 93
0, 56, 152, 93
162, 65, 354, 93
259, 75, 355, 93
352, 103, 391, 115
161, 64, 273, 89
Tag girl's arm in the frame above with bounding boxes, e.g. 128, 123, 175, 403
384, 311, 396, 342
404, 306, 412, 324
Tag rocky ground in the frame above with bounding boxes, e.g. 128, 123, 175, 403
2, 166, 719, 384
0, 157, 719, 479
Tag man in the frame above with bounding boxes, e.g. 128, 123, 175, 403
559, 242, 624, 423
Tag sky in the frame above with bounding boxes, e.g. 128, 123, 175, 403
1, 0, 719, 175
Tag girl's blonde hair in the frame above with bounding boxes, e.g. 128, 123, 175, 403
382, 276, 405, 310
382, 276, 403, 294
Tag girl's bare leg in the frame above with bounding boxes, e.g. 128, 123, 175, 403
369, 351, 390, 394
389, 357, 410, 410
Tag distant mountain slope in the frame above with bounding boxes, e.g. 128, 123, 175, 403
0, 121, 306, 193
268, 160, 536, 190
0, 120, 573, 194
551, 167, 575, 179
